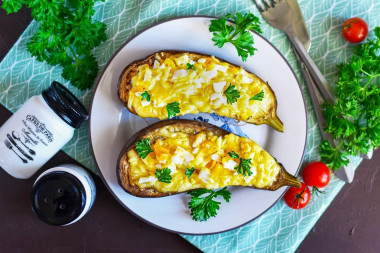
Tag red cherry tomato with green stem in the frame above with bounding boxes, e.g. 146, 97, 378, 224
284, 183, 311, 209
302, 161, 331, 188
342, 17, 368, 43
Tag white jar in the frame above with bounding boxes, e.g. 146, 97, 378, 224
31, 164, 96, 226
0, 81, 88, 179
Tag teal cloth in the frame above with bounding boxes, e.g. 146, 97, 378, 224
0, 0, 378, 252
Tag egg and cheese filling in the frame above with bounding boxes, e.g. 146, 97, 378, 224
127, 126, 281, 193
127, 52, 276, 122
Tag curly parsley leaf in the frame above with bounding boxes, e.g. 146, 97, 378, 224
321, 26, 380, 170
185, 167, 195, 178
186, 63, 197, 71
209, 12, 262, 61
224, 84, 241, 104
1, 0, 24, 13
135, 138, 153, 159
1, 0, 107, 90
61, 54, 99, 90
167, 101, 180, 118
228, 151, 252, 176
188, 187, 231, 221
250, 90, 264, 101
236, 158, 253, 177
141, 91, 150, 102
320, 141, 350, 170
155, 168, 172, 183
228, 151, 239, 158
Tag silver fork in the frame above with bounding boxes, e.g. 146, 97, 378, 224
253, 0, 358, 182
254, 0, 335, 103
294, 50, 355, 182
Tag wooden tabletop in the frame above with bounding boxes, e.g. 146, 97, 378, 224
1, 6, 379, 253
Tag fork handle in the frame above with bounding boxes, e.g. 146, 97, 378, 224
297, 56, 334, 143
287, 33, 336, 104
295, 50, 355, 183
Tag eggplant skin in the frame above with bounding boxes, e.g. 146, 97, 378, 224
117, 119, 300, 198
118, 51, 284, 132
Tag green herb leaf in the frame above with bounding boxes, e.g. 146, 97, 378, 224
224, 84, 241, 104
320, 141, 349, 170
188, 187, 231, 221
135, 138, 153, 159
228, 151, 239, 158
141, 91, 150, 102
1, 0, 107, 90
185, 167, 195, 178
228, 151, 252, 176
320, 26, 380, 170
61, 54, 99, 90
155, 168, 172, 183
250, 90, 264, 101
2, 0, 25, 13
235, 158, 253, 177
209, 12, 262, 61
167, 101, 180, 118
186, 63, 197, 71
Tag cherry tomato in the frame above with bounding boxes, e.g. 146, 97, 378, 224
302, 161, 331, 188
342, 17, 368, 43
284, 183, 310, 209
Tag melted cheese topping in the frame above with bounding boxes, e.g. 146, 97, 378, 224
127, 52, 276, 122
127, 126, 281, 193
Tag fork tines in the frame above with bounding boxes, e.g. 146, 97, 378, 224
4, 139, 12, 148
254, 0, 278, 12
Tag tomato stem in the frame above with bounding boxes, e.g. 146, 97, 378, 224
292, 186, 308, 208
312, 187, 325, 195
344, 19, 359, 29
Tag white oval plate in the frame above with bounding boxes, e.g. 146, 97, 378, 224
89, 16, 307, 235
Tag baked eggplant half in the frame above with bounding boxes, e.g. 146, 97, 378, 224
118, 51, 284, 132
117, 119, 300, 197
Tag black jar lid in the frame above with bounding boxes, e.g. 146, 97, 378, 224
42, 81, 88, 129
31, 171, 86, 226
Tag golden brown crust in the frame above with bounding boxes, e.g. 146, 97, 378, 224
117, 119, 299, 198
118, 53, 156, 115
117, 50, 283, 131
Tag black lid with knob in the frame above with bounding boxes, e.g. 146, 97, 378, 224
31, 171, 86, 226
42, 81, 88, 129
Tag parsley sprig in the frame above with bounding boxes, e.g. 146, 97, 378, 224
224, 84, 241, 104
155, 168, 172, 183
188, 187, 231, 221
2, 0, 107, 90
237, 158, 253, 177
250, 90, 264, 101
228, 151, 239, 158
209, 12, 262, 61
141, 91, 150, 102
228, 151, 253, 176
166, 101, 180, 118
321, 27, 380, 170
135, 138, 153, 159
186, 63, 197, 71
185, 167, 195, 178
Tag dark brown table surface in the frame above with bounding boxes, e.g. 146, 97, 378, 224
1, 7, 380, 253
